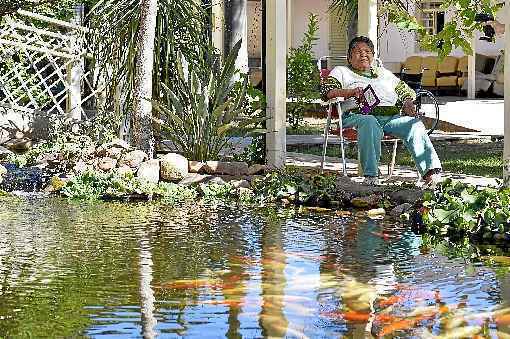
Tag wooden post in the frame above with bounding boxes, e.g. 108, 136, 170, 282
504, 0, 510, 186
66, 4, 85, 123
265, 0, 287, 168
467, 36, 476, 99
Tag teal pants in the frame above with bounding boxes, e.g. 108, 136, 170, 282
342, 113, 442, 177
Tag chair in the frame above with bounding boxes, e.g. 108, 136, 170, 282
436, 56, 459, 93
320, 98, 399, 177
421, 56, 438, 88
456, 56, 468, 94
317, 58, 399, 176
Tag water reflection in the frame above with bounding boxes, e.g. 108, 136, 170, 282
1, 197, 510, 337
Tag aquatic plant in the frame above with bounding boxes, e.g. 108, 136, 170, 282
421, 178, 510, 244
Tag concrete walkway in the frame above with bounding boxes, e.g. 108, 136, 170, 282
436, 96, 503, 136
286, 152, 500, 188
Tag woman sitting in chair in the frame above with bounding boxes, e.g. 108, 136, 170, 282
321, 36, 442, 187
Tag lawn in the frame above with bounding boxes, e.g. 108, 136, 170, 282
288, 139, 504, 178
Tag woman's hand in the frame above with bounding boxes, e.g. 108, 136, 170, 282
402, 98, 417, 116
327, 87, 363, 101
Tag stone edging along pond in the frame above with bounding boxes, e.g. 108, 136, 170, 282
1, 139, 510, 247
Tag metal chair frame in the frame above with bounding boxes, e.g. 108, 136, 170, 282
318, 56, 398, 176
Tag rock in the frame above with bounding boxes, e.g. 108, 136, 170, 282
4, 138, 32, 152
390, 203, 412, 217
204, 161, 249, 176
97, 157, 117, 171
208, 176, 227, 185
73, 160, 89, 174
350, 194, 381, 209
160, 153, 188, 182
189, 161, 206, 173
119, 150, 148, 168
388, 190, 423, 205
367, 208, 386, 218
179, 173, 213, 186
96, 138, 131, 157
247, 164, 266, 175
137, 160, 160, 184
0, 164, 6, 183
231, 179, 250, 189
0, 146, 13, 159
116, 165, 134, 177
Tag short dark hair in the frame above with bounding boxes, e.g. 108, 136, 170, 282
347, 36, 375, 59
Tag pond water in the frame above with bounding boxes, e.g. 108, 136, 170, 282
1, 196, 510, 338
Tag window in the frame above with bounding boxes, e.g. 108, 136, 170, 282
420, 0, 445, 35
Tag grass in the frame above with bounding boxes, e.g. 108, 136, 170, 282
288, 140, 504, 178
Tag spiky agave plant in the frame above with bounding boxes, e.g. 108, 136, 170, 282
152, 40, 265, 162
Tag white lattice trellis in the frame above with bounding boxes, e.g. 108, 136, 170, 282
0, 10, 100, 120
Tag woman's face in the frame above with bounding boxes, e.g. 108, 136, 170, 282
348, 42, 373, 71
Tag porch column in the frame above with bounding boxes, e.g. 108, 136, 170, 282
357, 0, 378, 55
467, 36, 476, 99
265, 0, 287, 168
287, 0, 293, 51
504, 0, 510, 186
211, 0, 224, 58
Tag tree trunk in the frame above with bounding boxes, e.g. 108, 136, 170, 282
225, 0, 249, 77
132, 0, 158, 158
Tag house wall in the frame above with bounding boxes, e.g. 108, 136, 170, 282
379, 7, 504, 65
291, 0, 330, 57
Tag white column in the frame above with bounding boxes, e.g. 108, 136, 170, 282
504, 0, 510, 186
265, 0, 287, 168
66, 4, 85, 123
467, 36, 476, 99
211, 0, 224, 58
357, 0, 378, 55
286, 0, 293, 51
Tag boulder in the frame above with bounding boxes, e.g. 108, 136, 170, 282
179, 173, 213, 186
204, 161, 249, 176
0, 164, 6, 183
0, 146, 13, 159
231, 179, 250, 189
4, 138, 32, 152
390, 203, 413, 217
189, 161, 206, 173
96, 138, 131, 157
137, 160, 160, 184
119, 150, 148, 168
116, 165, 134, 177
97, 157, 117, 172
160, 153, 188, 182
248, 164, 266, 175
73, 160, 89, 174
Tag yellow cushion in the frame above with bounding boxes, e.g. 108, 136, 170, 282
436, 76, 458, 86
402, 56, 422, 74
457, 56, 468, 73
457, 76, 466, 86
438, 56, 458, 73
420, 56, 437, 87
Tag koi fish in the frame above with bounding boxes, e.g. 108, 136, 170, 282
321, 310, 371, 322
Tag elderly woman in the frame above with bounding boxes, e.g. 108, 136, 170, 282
321, 36, 442, 187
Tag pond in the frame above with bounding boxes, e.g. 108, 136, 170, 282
1, 196, 510, 338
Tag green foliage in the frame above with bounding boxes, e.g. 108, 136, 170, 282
287, 13, 321, 129
201, 183, 238, 202
152, 40, 264, 162
422, 178, 510, 244
380, 0, 501, 59
88, 0, 210, 138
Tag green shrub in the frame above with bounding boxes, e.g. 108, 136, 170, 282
287, 13, 321, 129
